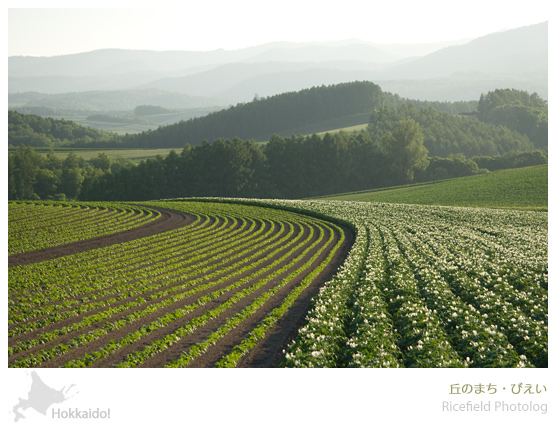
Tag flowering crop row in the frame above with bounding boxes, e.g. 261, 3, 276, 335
231, 199, 547, 368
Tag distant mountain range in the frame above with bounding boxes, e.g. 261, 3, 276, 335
8, 22, 547, 111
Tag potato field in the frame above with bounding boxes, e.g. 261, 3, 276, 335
8, 199, 547, 368
8, 200, 350, 368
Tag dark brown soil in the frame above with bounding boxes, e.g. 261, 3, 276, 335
188, 223, 354, 368
237, 223, 354, 368
8, 207, 195, 267
8, 203, 354, 368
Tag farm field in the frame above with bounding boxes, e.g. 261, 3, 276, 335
315, 165, 548, 210
261, 199, 548, 367
8, 201, 160, 256
10, 147, 180, 163
8, 200, 351, 368
8, 198, 547, 368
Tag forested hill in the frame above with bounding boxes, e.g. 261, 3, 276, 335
120, 81, 384, 147
9, 84, 546, 158
8, 110, 118, 147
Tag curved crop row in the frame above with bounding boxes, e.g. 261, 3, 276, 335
8, 200, 349, 368
241, 199, 547, 368
8, 200, 160, 255
10, 197, 545, 368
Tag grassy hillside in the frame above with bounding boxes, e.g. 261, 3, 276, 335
315, 165, 548, 210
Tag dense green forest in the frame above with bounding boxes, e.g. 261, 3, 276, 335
9, 134, 547, 201
477, 88, 548, 148
368, 104, 535, 157
8, 84, 548, 201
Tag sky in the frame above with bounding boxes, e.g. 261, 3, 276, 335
7, 0, 550, 57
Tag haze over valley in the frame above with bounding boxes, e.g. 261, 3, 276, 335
8, 21, 547, 130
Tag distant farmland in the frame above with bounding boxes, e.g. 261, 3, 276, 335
12, 147, 180, 163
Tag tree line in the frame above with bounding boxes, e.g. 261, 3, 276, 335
368, 104, 537, 158
8, 111, 116, 147
9, 130, 547, 202
477, 88, 548, 148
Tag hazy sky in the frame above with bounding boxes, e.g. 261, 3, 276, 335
7, 1, 549, 57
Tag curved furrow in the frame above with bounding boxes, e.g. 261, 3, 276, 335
8, 200, 354, 368
8, 205, 186, 266
16, 218, 306, 367
8, 217, 278, 346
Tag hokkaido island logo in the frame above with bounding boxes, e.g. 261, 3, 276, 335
12, 371, 77, 422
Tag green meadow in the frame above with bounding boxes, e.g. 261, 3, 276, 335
316, 165, 548, 210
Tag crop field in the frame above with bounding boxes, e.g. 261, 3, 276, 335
8, 198, 547, 368
8, 200, 351, 368
263, 199, 547, 367
8, 201, 160, 256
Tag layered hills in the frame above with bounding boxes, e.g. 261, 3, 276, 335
9, 21, 547, 110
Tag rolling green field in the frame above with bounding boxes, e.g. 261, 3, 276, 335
316, 165, 548, 210
316, 123, 368, 136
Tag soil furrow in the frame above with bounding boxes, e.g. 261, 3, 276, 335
236, 223, 354, 368
8, 206, 195, 267
9, 220, 304, 366
34, 222, 315, 368
100, 222, 324, 368
8, 201, 355, 368
8, 217, 265, 323
182, 225, 339, 368
8, 219, 279, 345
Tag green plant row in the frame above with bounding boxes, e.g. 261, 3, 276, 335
9, 212, 237, 311
8, 201, 160, 255
8, 217, 283, 352
60, 216, 317, 367
9, 214, 273, 323
10, 200, 347, 368
121, 220, 336, 368
215, 224, 345, 368
403, 217, 547, 366
11, 218, 293, 367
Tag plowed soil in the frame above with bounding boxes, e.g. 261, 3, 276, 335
8, 207, 194, 267
8, 204, 353, 368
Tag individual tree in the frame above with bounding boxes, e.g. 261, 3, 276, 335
34, 169, 61, 199
8, 145, 40, 199
380, 119, 429, 184
89, 152, 112, 172
58, 152, 85, 199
